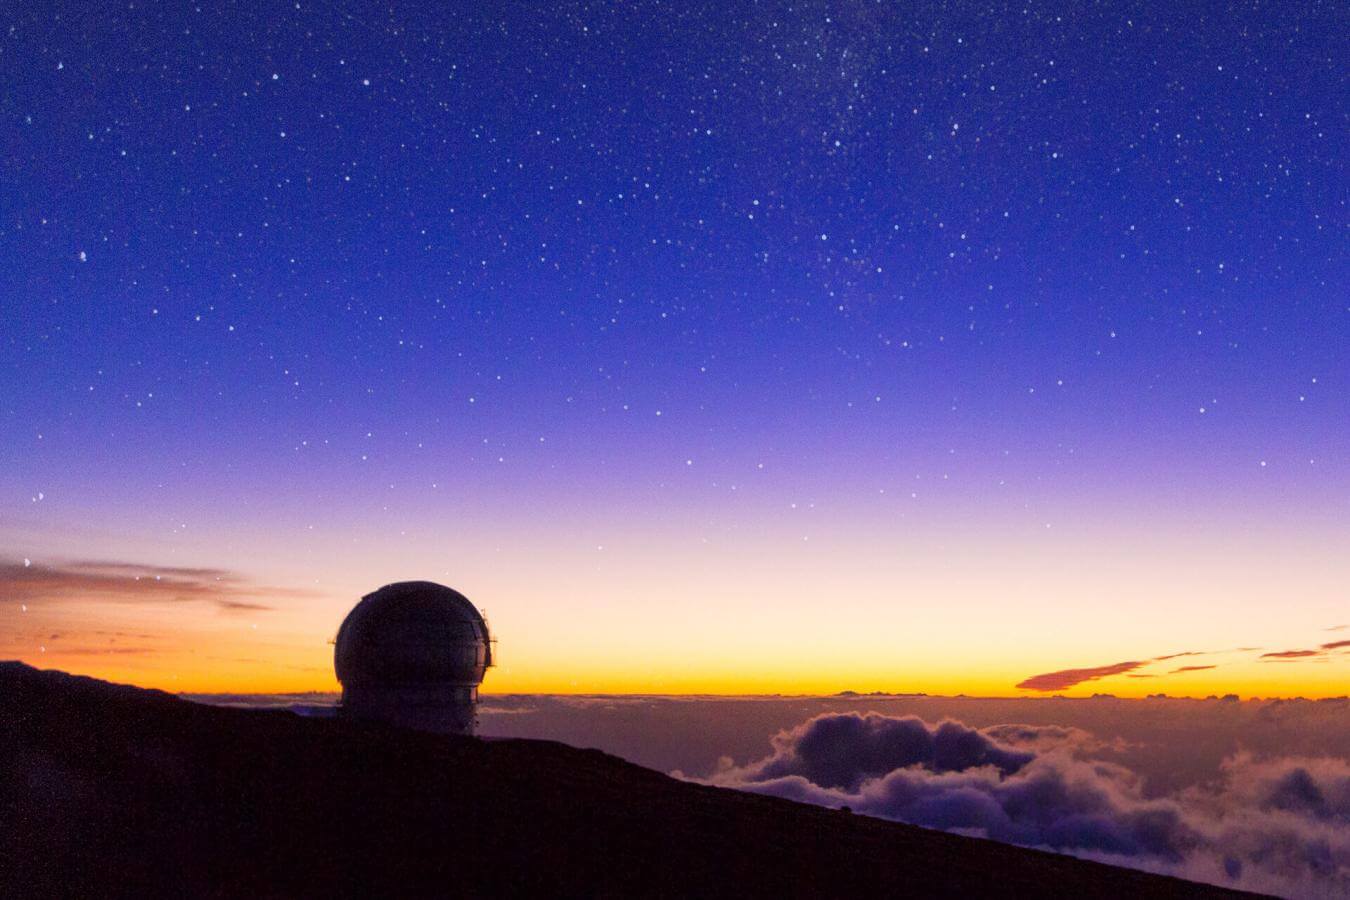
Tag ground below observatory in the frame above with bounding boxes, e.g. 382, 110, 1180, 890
1, 663, 1258, 899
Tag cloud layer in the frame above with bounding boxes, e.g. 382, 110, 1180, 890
697, 712, 1350, 897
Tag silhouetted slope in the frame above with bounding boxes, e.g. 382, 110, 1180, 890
0, 663, 1257, 898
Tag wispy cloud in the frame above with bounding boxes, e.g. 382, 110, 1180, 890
1017, 648, 1236, 691
1018, 637, 1341, 693
0, 558, 305, 612
1015, 661, 1146, 692
64, 560, 235, 580
1257, 640, 1350, 662
215, 600, 275, 611
48, 646, 160, 656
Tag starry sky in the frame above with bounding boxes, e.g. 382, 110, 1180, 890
3, 1, 1347, 695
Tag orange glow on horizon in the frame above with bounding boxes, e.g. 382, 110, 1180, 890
12, 640, 1348, 700
5, 510, 1348, 699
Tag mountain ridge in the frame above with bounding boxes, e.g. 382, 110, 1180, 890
0, 662, 1259, 898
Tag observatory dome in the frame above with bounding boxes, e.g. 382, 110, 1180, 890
333, 581, 492, 734
335, 581, 492, 688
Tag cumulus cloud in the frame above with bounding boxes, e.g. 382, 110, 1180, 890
725, 713, 1033, 790
971, 722, 1129, 756
695, 712, 1350, 897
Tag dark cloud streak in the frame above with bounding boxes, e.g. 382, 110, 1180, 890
1019, 639, 1335, 693
1015, 661, 1146, 692
0, 558, 303, 612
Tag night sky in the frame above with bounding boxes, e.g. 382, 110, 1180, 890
3, 1, 1347, 694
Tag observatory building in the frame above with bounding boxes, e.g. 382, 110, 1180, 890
333, 581, 493, 735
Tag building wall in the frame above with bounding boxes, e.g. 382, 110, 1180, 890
340, 683, 479, 735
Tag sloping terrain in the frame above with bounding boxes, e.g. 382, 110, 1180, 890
0, 663, 1256, 898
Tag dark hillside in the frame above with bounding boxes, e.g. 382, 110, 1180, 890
0, 663, 1257, 898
